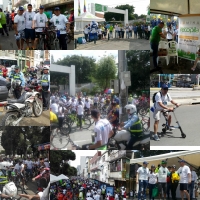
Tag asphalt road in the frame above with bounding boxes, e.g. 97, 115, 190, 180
0, 29, 74, 50
150, 104, 200, 146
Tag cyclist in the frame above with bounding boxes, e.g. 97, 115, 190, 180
152, 84, 179, 141
14, 7, 25, 49
77, 100, 84, 130
87, 109, 113, 150
24, 4, 35, 50
93, 94, 99, 108
50, 7, 69, 50
70, 98, 77, 114
118, 104, 143, 150
32, 5, 48, 49
84, 97, 90, 115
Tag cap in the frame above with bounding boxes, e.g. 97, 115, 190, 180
54, 7, 60, 10
19, 6, 24, 11
178, 160, 186, 163
143, 161, 148, 165
162, 84, 168, 89
14, 65, 20, 69
39, 5, 44, 9
172, 165, 176, 169
161, 160, 167, 164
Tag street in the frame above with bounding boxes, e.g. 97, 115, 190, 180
150, 104, 200, 146
0, 110, 50, 126
0, 30, 74, 50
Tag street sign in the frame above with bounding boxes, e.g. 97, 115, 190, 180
114, 79, 119, 93
95, 3, 108, 12
124, 80, 131, 86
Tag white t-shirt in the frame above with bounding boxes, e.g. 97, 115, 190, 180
77, 104, 84, 115
44, 161, 50, 168
148, 25, 151, 31
158, 166, 169, 183
137, 167, 149, 180
115, 194, 119, 200
33, 13, 48, 32
114, 25, 118, 31
25, 160, 33, 169
84, 27, 89, 34
94, 119, 112, 145
148, 172, 158, 184
71, 101, 77, 111
154, 92, 172, 111
191, 171, 198, 182
177, 165, 191, 183
58, 106, 64, 117
98, 29, 102, 34
50, 103, 58, 114
166, 28, 174, 40
50, 14, 68, 34
14, 163, 24, 173
85, 101, 90, 109
24, 11, 35, 29
94, 194, 100, 200
14, 14, 25, 31
93, 97, 99, 103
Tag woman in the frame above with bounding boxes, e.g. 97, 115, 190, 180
148, 165, 158, 200
165, 25, 174, 47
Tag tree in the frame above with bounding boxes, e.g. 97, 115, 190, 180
104, 4, 135, 21
91, 55, 117, 90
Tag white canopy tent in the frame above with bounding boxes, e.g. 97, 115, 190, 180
75, 12, 105, 31
150, 0, 200, 15
130, 150, 200, 168
57, 174, 69, 180
50, 174, 60, 183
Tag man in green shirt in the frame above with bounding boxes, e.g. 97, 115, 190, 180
150, 21, 166, 68
0, 8, 9, 36
109, 24, 114, 38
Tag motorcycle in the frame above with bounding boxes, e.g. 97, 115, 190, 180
0, 86, 43, 126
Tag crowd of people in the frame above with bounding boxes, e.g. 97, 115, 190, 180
0, 64, 50, 110
0, 5, 74, 50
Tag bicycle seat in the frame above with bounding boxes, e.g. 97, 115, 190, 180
8, 92, 26, 104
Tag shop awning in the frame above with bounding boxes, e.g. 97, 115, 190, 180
150, 0, 200, 15
130, 150, 200, 168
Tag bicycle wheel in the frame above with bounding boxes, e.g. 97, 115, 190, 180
60, 122, 71, 135
51, 131, 70, 149
81, 117, 91, 129
138, 108, 147, 116
16, 185, 27, 200
142, 122, 149, 132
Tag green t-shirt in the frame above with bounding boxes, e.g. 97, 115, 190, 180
44, 11, 50, 19
0, 12, 6, 25
150, 26, 162, 44
109, 26, 114, 31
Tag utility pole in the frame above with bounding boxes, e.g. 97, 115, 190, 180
118, 50, 128, 123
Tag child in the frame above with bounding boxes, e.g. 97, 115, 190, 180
191, 47, 200, 71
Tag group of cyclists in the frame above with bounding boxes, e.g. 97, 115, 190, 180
50, 91, 149, 150
1, 5, 74, 50
0, 64, 50, 110
50, 176, 127, 200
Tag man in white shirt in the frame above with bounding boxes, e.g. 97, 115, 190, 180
189, 166, 197, 200
50, 7, 69, 50
84, 97, 90, 114
24, 4, 35, 49
153, 84, 179, 141
177, 160, 191, 200
25, 157, 33, 176
50, 99, 58, 114
32, 5, 48, 49
14, 7, 25, 49
136, 161, 149, 200
157, 160, 169, 200
88, 109, 113, 150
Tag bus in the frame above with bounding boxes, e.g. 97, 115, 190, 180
43, 60, 50, 67
0, 56, 17, 73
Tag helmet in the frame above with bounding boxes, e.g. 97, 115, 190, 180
125, 104, 137, 114
43, 66, 49, 70
151, 165, 155, 168
12, 80, 21, 89
2, 182, 17, 197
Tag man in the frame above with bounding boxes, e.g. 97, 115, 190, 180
109, 24, 114, 39
8, 65, 25, 99
114, 23, 118, 38
93, 95, 99, 108
50, 7, 69, 50
88, 109, 113, 150
25, 157, 33, 177
177, 160, 191, 200
32, 5, 48, 49
14, 7, 25, 49
0, 8, 9, 36
152, 84, 179, 141
24, 4, 35, 50
157, 160, 169, 200
150, 21, 166, 69
10, 10, 15, 30
29, 66, 37, 80
84, 97, 90, 115
136, 161, 149, 200
188, 166, 197, 200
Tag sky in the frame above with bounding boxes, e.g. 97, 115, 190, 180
70, 150, 98, 168
74, 0, 150, 17
51, 50, 118, 63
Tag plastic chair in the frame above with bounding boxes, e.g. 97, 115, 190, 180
157, 41, 169, 65
168, 41, 178, 64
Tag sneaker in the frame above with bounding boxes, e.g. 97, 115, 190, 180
154, 134, 160, 141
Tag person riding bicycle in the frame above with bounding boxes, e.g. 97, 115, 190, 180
152, 84, 179, 141
84, 97, 90, 115
93, 94, 99, 108
87, 109, 114, 150
118, 104, 143, 150
107, 101, 119, 127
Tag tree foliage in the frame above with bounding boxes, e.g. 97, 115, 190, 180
50, 151, 77, 176
104, 4, 135, 21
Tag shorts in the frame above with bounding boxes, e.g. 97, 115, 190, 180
35, 32, 44, 38
158, 182, 167, 194
180, 183, 188, 191
25, 28, 35, 40
153, 109, 168, 121
15, 30, 25, 40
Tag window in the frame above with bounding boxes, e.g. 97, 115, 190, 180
110, 160, 121, 172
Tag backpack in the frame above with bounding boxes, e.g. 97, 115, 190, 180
152, 91, 169, 103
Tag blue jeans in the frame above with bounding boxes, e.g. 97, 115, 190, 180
138, 180, 148, 200
149, 183, 156, 200
188, 181, 195, 199
151, 43, 159, 68
167, 182, 171, 198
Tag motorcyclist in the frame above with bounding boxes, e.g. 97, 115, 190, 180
8, 65, 25, 99
29, 66, 37, 80
118, 104, 143, 150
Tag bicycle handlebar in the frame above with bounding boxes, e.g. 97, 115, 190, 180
163, 104, 181, 113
